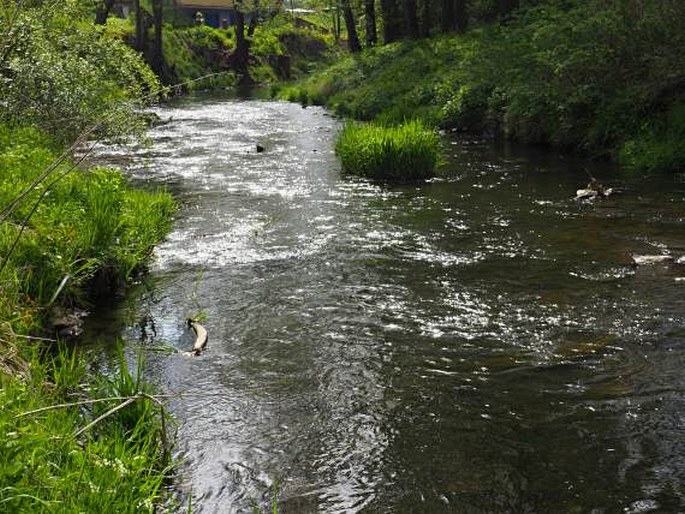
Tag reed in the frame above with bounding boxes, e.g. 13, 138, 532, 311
335, 120, 439, 182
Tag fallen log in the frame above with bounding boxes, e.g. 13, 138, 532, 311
187, 319, 208, 356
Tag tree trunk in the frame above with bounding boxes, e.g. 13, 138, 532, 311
342, 0, 362, 52
403, 0, 419, 38
330, 0, 341, 41
455, 0, 467, 32
497, 0, 519, 18
95, 0, 116, 25
380, 0, 403, 43
364, 0, 377, 46
134, 0, 146, 52
421, 0, 431, 38
247, 0, 259, 37
234, 10, 252, 83
441, 0, 455, 32
150, 0, 164, 76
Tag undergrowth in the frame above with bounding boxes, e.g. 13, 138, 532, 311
104, 14, 337, 90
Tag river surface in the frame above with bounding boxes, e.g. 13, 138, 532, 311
86, 95, 685, 513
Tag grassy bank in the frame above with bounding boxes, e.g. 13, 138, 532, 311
103, 13, 337, 90
0, 123, 176, 512
276, 0, 685, 172
0, 345, 170, 513
0, 124, 175, 334
1, 4, 177, 510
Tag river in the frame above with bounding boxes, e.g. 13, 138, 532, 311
86, 95, 685, 513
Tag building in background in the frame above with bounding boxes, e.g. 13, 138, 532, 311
176, 0, 238, 27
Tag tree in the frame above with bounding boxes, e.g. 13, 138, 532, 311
380, 0, 404, 42
497, 0, 519, 18
342, 0, 362, 52
247, 0, 259, 37
364, 0, 377, 46
149, 0, 164, 77
455, 0, 467, 32
233, 8, 251, 81
134, 0, 147, 52
441, 0, 455, 32
420, 0, 431, 38
403, 0, 419, 38
95, 0, 116, 25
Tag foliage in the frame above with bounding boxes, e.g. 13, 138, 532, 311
157, 13, 337, 88
335, 120, 439, 182
162, 24, 239, 90
278, 36, 471, 123
620, 102, 685, 173
0, 5, 176, 512
0, 345, 169, 513
0, 1, 161, 144
0, 124, 175, 334
282, 0, 685, 172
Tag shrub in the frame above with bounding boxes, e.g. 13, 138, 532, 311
0, 2, 161, 144
162, 26, 238, 90
335, 120, 439, 182
619, 102, 685, 172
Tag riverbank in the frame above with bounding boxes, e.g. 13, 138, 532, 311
1, 3, 177, 511
101, 13, 338, 91
0, 123, 176, 512
275, 1, 685, 173
0, 345, 171, 513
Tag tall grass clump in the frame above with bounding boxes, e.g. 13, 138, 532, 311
335, 120, 439, 182
0, 124, 175, 333
0, 346, 170, 513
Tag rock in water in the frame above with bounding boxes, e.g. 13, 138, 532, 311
631, 254, 674, 266
574, 187, 613, 201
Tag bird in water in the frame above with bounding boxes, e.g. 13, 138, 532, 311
575, 171, 612, 200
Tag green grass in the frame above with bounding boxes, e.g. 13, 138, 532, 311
277, 36, 472, 125
0, 127, 176, 512
619, 101, 685, 173
335, 120, 439, 182
279, 0, 685, 172
0, 344, 170, 513
1, 5, 177, 511
0, 123, 175, 334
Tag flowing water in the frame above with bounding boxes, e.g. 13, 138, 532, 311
86, 95, 685, 513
